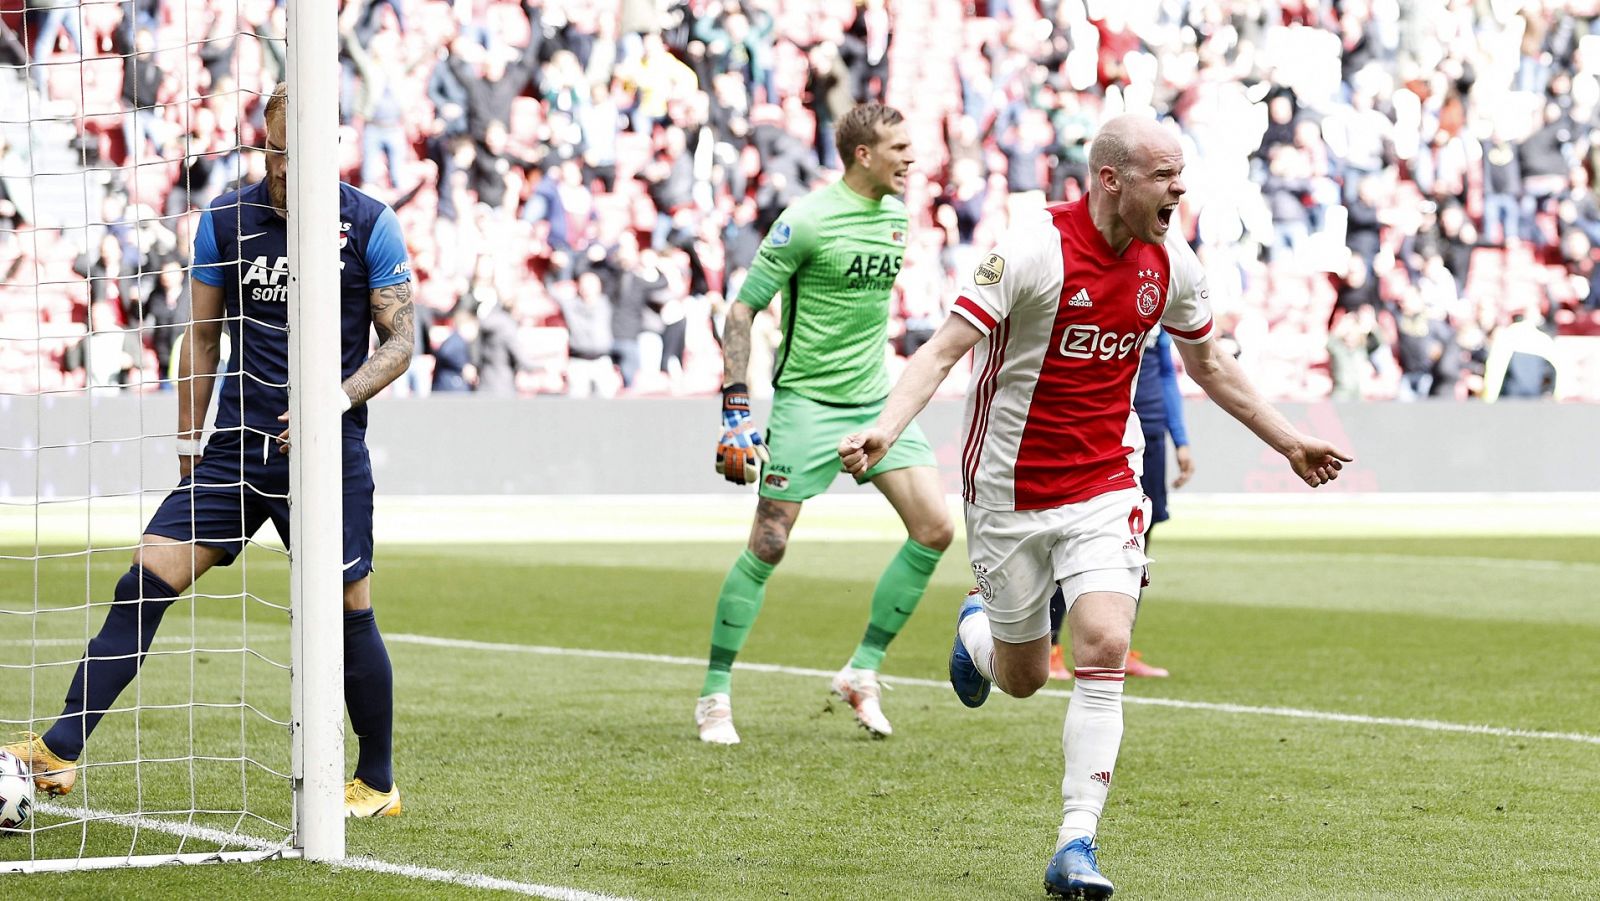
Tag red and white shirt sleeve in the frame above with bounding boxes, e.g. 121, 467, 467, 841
1159, 228, 1214, 344
951, 209, 1056, 335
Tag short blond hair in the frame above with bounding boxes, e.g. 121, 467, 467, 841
265, 81, 288, 131
836, 103, 904, 171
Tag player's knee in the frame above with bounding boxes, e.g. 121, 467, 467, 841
1076, 633, 1131, 670
343, 577, 372, 612
132, 546, 195, 594
748, 531, 788, 565
911, 516, 954, 552
1006, 666, 1049, 699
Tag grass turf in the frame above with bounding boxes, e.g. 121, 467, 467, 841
1, 529, 1596, 899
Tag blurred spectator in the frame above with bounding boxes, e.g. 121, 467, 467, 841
557, 271, 618, 398
446, 2, 544, 141
28, 0, 83, 93
75, 234, 137, 319
1482, 122, 1524, 246
341, 21, 409, 191
64, 302, 141, 394
805, 38, 853, 169
143, 259, 189, 386
609, 235, 667, 388
473, 294, 529, 398
431, 303, 480, 393
1394, 285, 1456, 401
1483, 308, 1561, 400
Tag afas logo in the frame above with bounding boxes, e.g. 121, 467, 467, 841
242, 256, 289, 303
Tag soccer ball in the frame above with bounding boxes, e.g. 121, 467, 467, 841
0, 749, 34, 831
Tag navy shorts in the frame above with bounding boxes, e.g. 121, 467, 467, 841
1139, 435, 1170, 527
144, 432, 375, 582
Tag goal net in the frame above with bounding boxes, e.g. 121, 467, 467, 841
0, 0, 343, 872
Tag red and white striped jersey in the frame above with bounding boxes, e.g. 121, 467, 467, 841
951, 199, 1213, 512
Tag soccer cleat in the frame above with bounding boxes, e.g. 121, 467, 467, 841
949, 594, 991, 708
3, 732, 76, 796
1048, 643, 1072, 680
831, 666, 892, 738
344, 777, 403, 817
1125, 649, 1169, 678
695, 693, 740, 745
1045, 836, 1115, 899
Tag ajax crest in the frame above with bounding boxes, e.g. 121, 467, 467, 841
1136, 268, 1163, 316
971, 563, 994, 601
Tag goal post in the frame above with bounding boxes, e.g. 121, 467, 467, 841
284, 0, 345, 864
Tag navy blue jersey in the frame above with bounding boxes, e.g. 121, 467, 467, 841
193, 180, 411, 442
1132, 329, 1189, 446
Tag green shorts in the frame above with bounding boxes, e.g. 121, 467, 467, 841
759, 390, 937, 502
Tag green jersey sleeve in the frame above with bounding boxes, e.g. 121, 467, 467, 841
736, 208, 818, 311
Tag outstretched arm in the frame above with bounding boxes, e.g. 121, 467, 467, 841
344, 279, 416, 405
840, 314, 984, 476
1175, 336, 1350, 487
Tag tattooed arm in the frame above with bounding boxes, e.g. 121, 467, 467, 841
343, 279, 416, 405
721, 301, 753, 388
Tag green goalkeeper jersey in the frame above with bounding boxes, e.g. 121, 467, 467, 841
737, 179, 910, 406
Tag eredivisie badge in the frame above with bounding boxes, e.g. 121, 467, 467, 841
974, 253, 1005, 286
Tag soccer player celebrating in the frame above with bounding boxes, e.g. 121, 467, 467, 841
697, 103, 953, 744
840, 114, 1351, 897
6, 83, 414, 818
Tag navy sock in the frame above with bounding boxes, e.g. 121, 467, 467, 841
45, 568, 179, 760
344, 608, 394, 792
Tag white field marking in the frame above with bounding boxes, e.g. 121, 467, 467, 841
387, 634, 1600, 747
1168, 549, 1600, 574
34, 802, 636, 901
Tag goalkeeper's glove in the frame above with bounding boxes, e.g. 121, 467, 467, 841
715, 383, 769, 485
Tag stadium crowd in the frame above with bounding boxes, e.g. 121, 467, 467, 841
1, 0, 1598, 401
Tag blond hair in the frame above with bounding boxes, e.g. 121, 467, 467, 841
264, 81, 288, 131
835, 103, 904, 171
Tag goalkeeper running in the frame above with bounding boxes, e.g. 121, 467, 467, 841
698, 103, 953, 744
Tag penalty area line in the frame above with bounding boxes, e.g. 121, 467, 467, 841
387, 633, 1600, 748
33, 802, 636, 901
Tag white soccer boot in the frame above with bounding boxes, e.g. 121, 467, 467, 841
695, 693, 740, 745
831, 666, 893, 738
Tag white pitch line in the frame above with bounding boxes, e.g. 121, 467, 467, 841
1171, 549, 1600, 574
387, 633, 1600, 747
33, 802, 635, 900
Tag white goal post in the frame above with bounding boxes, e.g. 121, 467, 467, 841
285, 0, 345, 866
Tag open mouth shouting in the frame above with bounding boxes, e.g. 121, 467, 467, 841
1156, 203, 1177, 231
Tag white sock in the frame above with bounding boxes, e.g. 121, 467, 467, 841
957, 603, 997, 684
1058, 667, 1126, 848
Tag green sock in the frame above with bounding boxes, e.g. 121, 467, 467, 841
701, 550, 776, 696
850, 539, 943, 671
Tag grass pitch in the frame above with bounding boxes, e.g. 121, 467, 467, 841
1, 498, 1597, 899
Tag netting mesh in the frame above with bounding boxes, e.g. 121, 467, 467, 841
1, 0, 298, 867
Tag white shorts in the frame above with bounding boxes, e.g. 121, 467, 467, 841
964, 488, 1150, 644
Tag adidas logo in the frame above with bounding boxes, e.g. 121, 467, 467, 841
1068, 288, 1093, 308
1090, 771, 1113, 787
1122, 536, 1141, 551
